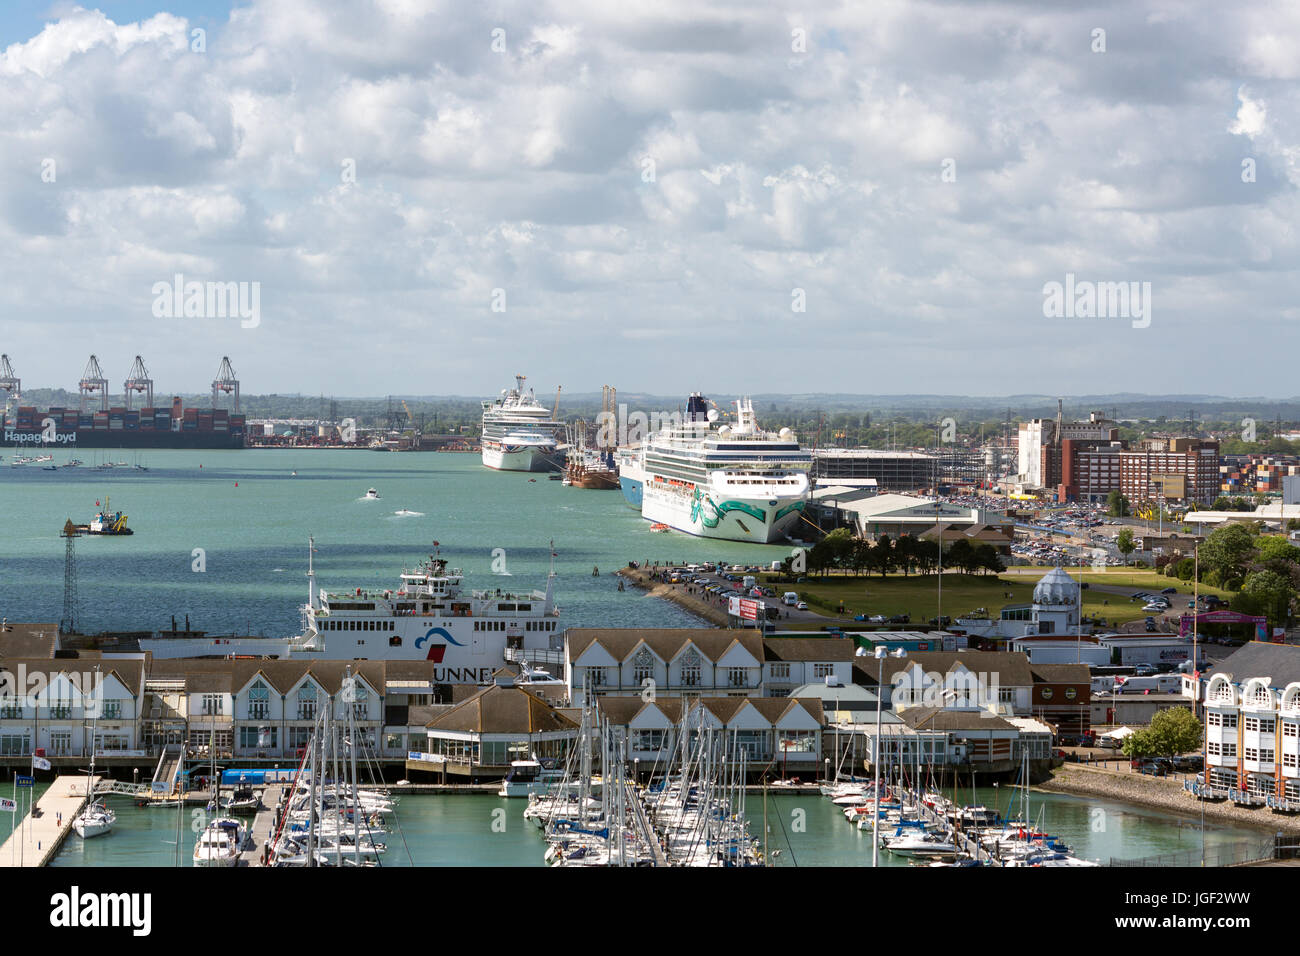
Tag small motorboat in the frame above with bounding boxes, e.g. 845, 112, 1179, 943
193, 818, 246, 867
220, 787, 262, 815
364, 488, 381, 499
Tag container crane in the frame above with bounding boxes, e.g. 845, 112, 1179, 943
123, 355, 153, 410
79, 355, 109, 413
212, 356, 239, 412
0, 354, 19, 409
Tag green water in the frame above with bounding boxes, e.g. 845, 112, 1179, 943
0, 449, 767, 636
36, 789, 1256, 867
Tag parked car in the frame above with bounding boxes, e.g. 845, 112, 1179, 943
1134, 663, 1156, 676
796, 602, 808, 611
1161, 586, 1177, 594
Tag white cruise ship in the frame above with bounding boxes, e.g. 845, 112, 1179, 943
638, 394, 811, 543
481, 375, 566, 472
138, 540, 565, 683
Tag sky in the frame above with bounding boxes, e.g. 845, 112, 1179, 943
0, 1, 1297, 399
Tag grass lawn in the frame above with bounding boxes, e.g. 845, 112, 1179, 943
1005, 566, 1233, 600
764, 566, 1233, 630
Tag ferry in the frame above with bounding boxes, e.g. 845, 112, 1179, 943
637, 393, 811, 544
138, 540, 564, 680
481, 375, 567, 472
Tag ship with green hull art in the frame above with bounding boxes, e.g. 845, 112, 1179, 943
638, 393, 811, 544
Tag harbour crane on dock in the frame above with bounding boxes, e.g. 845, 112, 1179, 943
212, 356, 240, 412
0, 354, 19, 408
79, 355, 109, 413
123, 355, 153, 410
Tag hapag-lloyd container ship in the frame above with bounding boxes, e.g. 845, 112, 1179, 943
0, 354, 246, 449
2, 396, 246, 449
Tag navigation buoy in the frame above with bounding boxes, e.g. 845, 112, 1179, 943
234, 482, 238, 487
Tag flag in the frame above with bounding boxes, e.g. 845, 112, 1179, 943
0, 797, 15, 813
31, 755, 51, 771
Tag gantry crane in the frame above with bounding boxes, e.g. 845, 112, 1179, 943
123, 355, 153, 410
79, 355, 109, 413
212, 356, 239, 412
0, 354, 19, 410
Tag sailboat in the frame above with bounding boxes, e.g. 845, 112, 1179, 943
73, 667, 116, 839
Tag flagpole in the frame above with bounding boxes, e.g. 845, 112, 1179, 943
10, 774, 16, 866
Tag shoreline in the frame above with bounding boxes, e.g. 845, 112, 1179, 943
1037, 764, 1300, 834
617, 565, 730, 627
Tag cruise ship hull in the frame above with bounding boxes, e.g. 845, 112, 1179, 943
619, 475, 643, 509
482, 440, 562, 472
641, 483, 806, 544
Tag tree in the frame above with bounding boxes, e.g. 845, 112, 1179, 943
1107, 491, 1130, 517
1242, 569, 1294, 629
1200, 524, 1257, 581
1115, 528, 1136, 565
872, 534, 894, 579
947, 538, 975, 575
1146, 707, 1203, 756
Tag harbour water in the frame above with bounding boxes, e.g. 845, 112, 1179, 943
36, 788, 1259, 867
0, 449, 755, 638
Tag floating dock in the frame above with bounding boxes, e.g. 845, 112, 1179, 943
0, 775, 99, 867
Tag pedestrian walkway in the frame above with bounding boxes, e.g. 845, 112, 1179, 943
0, 775, 98, 867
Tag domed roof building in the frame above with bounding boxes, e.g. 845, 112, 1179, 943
1032, 566, 1080, 634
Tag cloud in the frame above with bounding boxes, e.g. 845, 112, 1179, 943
0, 0, 1297, 397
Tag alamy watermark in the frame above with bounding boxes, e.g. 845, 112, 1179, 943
151, 274, 260, 328
1042, 273, 1151, 329
0, 664, 105, 713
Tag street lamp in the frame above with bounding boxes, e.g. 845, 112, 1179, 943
860, 644, 907, 867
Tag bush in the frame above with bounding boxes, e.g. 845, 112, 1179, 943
1223, 576, 1243, 592
1203, 569, 1223, 589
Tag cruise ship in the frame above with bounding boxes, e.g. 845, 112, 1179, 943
480, 375, 566, 472
634, 394, 811, 543
615, 444, 645, 509
138, 541, 564, 683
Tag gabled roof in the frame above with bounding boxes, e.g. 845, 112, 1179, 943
763, 637, 856, 663
0, 623, 59, 659
0, 658, 145, 693
1030, 663, 1090, 684
694, 697, 748, 724
855, 651, 1035, 688
900, 707, 1017, 732
567, 629, 764, 665
426, 684, 578, 735
1204, 642, 1300, 688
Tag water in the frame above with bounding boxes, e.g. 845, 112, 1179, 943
0, 449, 781, 636
750, 790, 1254, 867
39, 788, 1256, 867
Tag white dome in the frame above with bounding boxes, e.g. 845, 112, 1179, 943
1034, 566, 1079, 606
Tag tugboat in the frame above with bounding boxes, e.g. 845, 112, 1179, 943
87, 498, 133, 535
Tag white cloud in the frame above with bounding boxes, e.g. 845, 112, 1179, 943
0, 0, 1297, 397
